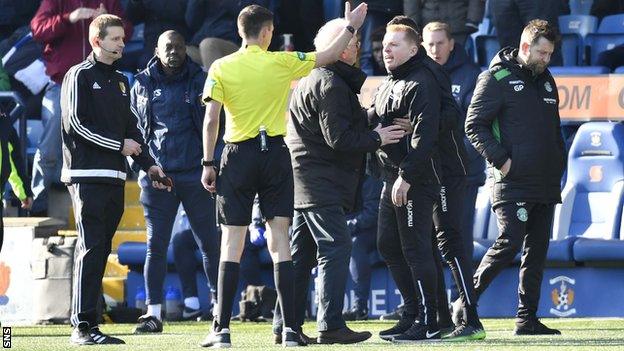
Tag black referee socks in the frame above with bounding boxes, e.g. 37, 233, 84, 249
216, 261, 240, 329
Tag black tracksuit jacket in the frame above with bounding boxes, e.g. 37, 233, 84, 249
465, 47, 566, 207
60, 53, 155, 185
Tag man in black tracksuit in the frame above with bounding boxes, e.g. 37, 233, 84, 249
372, 24, 443, 343
465, 19, 566, 335
386, 15, 484, 341
61, 15, 169, 345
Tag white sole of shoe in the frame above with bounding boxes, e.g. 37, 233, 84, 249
392, 338, 441, 344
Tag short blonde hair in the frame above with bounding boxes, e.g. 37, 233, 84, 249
386, 24, 419, 44
422, 22, 452, 40
89, 14, 124, 42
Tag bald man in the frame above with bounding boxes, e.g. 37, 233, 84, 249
130, 30, 220, 333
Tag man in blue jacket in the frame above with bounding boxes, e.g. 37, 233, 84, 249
130, 30, 220, 333
422, 21, 484, 276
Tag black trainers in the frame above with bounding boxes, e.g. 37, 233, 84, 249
70, 322, 94, 345
343, 307, 368, 321
182, 306, 203, 321
89, 326, 125, 344
444, 322, 486, 341
379, 314, 415, 341
514, 319, 561, 335
200, 321, 231, 348
317, 326, 372, 344
282, 327, 307, 347
392, 322, 441, 343
379, 304, 405, 321
133, 315, 163, 334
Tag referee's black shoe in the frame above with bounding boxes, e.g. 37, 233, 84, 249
392, 322, 441, 343
134, 315, 163, 334
89, 326, 125, 344
514, 319, 561, 335
70, 322, 94, 345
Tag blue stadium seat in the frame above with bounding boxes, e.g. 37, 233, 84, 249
549, 65, 610, 75
584, 33, 624, 65
560, 34, 583, 66
552, 122, 624, 262
475, 35, 500, 67
569, 0, 594, 15
559, 15, 598, 37
615, 66, 624, 73
26, 119, 43, 156
598, 14, 624, 33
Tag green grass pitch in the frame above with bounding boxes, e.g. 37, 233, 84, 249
7, 318, 624, 350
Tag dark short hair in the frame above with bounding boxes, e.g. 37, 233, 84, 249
387, 16, 421, 42
238, 5, 274, 39
89, 14, 124, 41
522, 19, 560, 46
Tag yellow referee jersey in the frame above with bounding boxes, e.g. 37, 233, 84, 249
202, 45, 316, 143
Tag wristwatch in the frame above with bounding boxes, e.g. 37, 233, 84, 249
346, 25, 355, 35
201, 159, 215, 167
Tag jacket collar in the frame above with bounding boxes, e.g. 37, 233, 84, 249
325, 61, 367, 94
87, 52, 117, 73
388, 46, 426, 79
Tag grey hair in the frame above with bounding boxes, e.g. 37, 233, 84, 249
314, 18, 349, 51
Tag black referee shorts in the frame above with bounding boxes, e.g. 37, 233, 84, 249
216, 135, 294, 226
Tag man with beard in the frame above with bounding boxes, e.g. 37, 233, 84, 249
371, 23, 443, 343
281, 18, 404, 344
130, 30, 220, 334
465, 19, 566, 335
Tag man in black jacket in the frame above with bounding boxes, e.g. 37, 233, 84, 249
61, 14, 170, 345
372, 23, 443, 343
283, 18, 404, 344
465, 19, 566, 335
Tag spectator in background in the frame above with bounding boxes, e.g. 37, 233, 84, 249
489, 0, 567, 66
596, 44, 624, 71
274, 0, 323, 52
342, 174, 383, 321
0, 1, 40, 41
403, 0, 485, 45
354, 0, 402, 75
125, 0, 190, 69
185, 0, 242, 70
130, 31, 219, 334
29, 0, 131, 217
591, 0, 624, 20
370, 26, 387, 75
422, 21, 483, 268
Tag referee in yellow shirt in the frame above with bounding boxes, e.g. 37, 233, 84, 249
200, 3, 368, 348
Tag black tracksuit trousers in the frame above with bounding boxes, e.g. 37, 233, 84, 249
377, 179, 439, 326
473, 202, 554, 321
68, 183, 124, 327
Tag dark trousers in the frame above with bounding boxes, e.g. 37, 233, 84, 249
69, 183, 124, 327
473, 202, 554, 320
349, 231, 376, 310
462, 182, 480, 261
433, 177, 477, 309
275, 206, 352, 332
141, 174, 219, 305
377, 180, 439, 325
